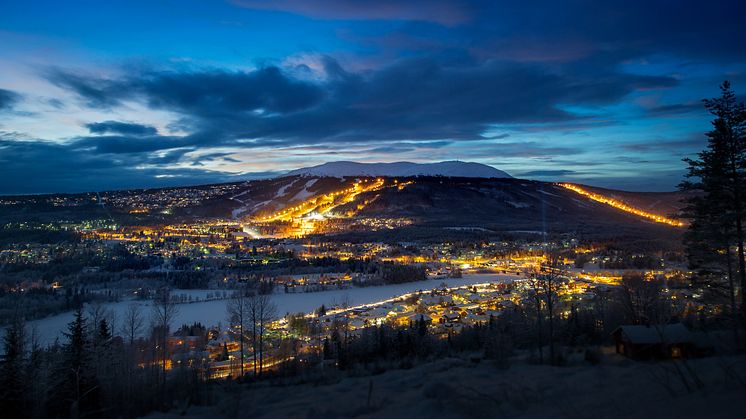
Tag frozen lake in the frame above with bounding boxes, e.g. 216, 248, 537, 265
24, 273, 518, 345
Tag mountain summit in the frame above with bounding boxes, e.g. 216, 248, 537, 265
284, 161, 512, 179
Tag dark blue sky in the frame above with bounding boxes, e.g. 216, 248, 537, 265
0, 0, 744, 194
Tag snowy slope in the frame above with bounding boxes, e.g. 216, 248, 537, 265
284, 161, 512, 179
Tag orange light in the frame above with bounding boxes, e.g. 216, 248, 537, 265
558, 183, 683, 227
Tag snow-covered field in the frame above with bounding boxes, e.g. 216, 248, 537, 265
25, 274, 515, 345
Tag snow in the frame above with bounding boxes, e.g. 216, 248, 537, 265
229, 188, 251, 202
274, 178, 300, 198
285, 161, 512, 179
537, 189, 561, 197
24, 274, 514, 345
290, 179, 318, 202
229, 187, 252, 218
506, 201, 530, 208
231, 207, 248, 219
232, 199, 273, 219
444, 226, 492, 232
571, 198, 590, 207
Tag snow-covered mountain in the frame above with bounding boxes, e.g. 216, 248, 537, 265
284, 161, 512, 179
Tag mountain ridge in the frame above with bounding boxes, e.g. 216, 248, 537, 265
284, 161, 512, 179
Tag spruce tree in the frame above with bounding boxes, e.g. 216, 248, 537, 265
0, 315, 27, 418
55, 307, 100, 418
681, 81, 746, 319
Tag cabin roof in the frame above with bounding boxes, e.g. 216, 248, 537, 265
612, 323, 693, 344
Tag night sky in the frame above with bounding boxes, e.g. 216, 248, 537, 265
1, 0, 744, 194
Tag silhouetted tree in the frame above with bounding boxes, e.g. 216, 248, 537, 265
681, 81, 746, 320
56, 307, 100, 418
152, 288, 179, 386
122, 303, 144, 345
0, 314, 27, 418
226, 284, 251, 376
252, 294, 277, 376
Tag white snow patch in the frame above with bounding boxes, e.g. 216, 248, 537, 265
230, 188, 251, 202
290, 179, 318, 202
274, 178, 300, 198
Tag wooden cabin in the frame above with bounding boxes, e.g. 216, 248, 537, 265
612, 323, 696, 359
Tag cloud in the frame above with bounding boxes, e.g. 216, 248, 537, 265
0, 88, 22, 112
519, 169, 577, 177
71, 134, 192, 154
86, 120, 158, 136
459, 141, 585, 159
232, 0, 473, 26
47, 56, 676, 150
49, 66, 326, 115
190, 152, 241, 166
643, 102, 706, 117
45, 70, 122, 108
621, 137, 706, 153
0, 135, 239, 194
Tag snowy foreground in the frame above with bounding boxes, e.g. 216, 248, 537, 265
27, 274, 514, 345
146, 351, 746, 419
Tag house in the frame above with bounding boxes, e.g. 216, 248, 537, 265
611, 323, 698, 359
398, 313, 432, 326
439, 311, 461, 324
464, 312, 488, 324
349, 318, 367, 329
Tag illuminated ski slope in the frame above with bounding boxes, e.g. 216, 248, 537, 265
558, 183, 683, 227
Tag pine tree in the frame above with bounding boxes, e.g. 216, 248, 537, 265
55, 307, 100, 418
94, 318, 113, 393
97, 318, 112, 342
681, 81, 746, 320
0, 315, 27, 418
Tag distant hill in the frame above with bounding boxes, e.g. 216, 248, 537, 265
0, 174, 685, 245
285, 161, 512, 179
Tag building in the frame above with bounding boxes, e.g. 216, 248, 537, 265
612, 323, 697, 359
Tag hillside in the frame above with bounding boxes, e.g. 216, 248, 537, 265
0, 175, 685, 243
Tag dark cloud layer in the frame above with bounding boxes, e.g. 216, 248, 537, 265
239, 1, 746, 63
0, 88, 21, 112
48, 56, 676, 153
86, 120, 158, 136
0, 136, 247, 195
519, 169, 577, 177
233, 0, 472, 25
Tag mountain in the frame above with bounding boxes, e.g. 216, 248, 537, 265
0, 174, 684, 245
284, 161, 512, 179
221, 176, 683, 243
